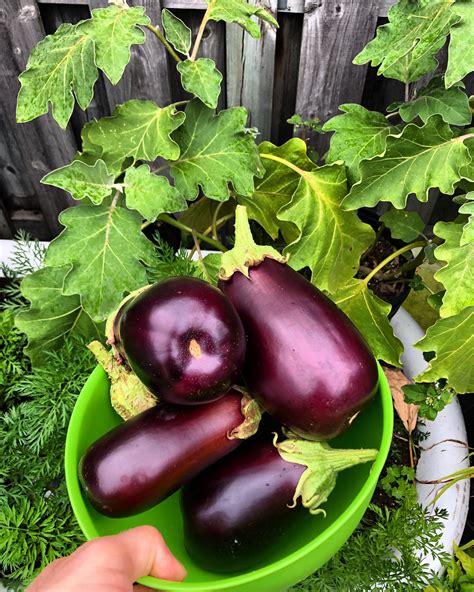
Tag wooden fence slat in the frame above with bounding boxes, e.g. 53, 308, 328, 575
2, 0, 78, 238
226, 0, 278, 141
295, 0, 381, 157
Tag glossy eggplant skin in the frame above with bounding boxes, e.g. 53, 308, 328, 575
114, 277, 246, 404
181, 437, 305, 572
219, 259, 378, 440
79, 392, 245, 517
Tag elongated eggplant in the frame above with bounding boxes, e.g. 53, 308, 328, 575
181, 434, 378, 572
109, 277, 246, 405
218, 206, 379, 440
79, 391, 261, 517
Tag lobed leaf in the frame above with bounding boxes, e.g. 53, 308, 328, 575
277, 163, 375, 293
323, 104, 398, 184
124, 164, 187, 221
343, 116, 472, 210
44, 204, 155, 322
458, 192, 474, 246
433, 221, 474, 318
414, 307, 474, 393
207, 0, 278, 38
171, 99, 263, 201
162, 9, 191, 55
177, 58, 223, 109
380, 208, 425, 243
330, 279, 403, 367
445, 1, 474, 88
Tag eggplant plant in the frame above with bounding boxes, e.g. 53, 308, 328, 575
13, 0, 474, 418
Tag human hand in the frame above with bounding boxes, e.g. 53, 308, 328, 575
26, 525, 187, 592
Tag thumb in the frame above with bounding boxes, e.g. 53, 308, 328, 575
100, 525, 187, 583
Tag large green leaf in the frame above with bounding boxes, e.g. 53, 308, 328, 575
15, 266, 100, 365
458, 192, 474, 246
396, 77, 471, 126
78, 5, 149, 85
238, 139, 314, 240
353, 0, 460, 83
41, 160, 115, 204
207, 0, 278, 38
330, 279, 403, 366
322, 104, 398, 184
171, 99, 263, 201
380, 208, 425, 243
76, 121, 126, 179
433, 221, 474, 318
446, 1, 474, 88
85, 100, 186, 166
343, 116, 471, 210
276, 163, 374, 293
415, 307, 474, 393
124, 164, 187, 221
177, 59, 222, 109
16, 23, 97, 129
44, 204, 154, 322
162, 9, 191, 55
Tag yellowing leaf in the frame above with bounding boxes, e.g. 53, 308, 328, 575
207, 0, 278, 38
383, 367, 418, 434
330, 279, 403, 367
415, 307, 474, 393
433, 221, 474, 318
177, 58, 222, 109
276, 163, 374, 293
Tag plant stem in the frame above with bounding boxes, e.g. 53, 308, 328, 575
190, 5, 212, 60
386, 111, 399, 120
211, 202, 224, 239
261, 153, 306, 176
203, 213, 234, 239
363, 240, 426, 285
378, 244, 427, 281
146, 24, 182, 63
158, 213, 227, 252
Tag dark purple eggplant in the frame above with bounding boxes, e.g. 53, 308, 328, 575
79, 391, 261, 517
110, 277, 246, 405
218, 206, 379, 440
181, 434, 378, 572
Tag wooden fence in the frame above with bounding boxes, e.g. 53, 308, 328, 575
0, 0, 456, 240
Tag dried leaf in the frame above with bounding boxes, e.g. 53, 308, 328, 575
383, 367, 418, 434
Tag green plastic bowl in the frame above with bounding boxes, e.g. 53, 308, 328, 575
65, 363, 393, 592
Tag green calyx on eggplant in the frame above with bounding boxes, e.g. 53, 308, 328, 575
181, 433, 378, 572
218, 206, 379, 440
79, 390, 262, 517
107, 276, 246, 405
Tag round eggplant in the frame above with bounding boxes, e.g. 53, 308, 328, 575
79, 391, 261, 517
218, 206, 379, 440
111, 277, 246, 405
181, 434, 378, 572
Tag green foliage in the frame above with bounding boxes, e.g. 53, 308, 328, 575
381, 208, 425, 243
427, 540, 474, 591
445, 1, 474, 88
162, 9, 191, 56
287, 114, 323, 133
177, 58, 223, 109
457, 192, 474, 246
145, 233, 203, 284
206, 0, 279, 38
0, 311, 28, 402
403, 383, 454, 421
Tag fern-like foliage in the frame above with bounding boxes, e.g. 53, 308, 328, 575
145, 232, 204, 283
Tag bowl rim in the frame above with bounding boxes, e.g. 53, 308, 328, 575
65, 362, 393, 590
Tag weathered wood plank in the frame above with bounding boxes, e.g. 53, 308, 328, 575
226, 0, 278, 140
2, 0, 78, 239
0, 199, 15, 239
378, 0, 397, 17
295, 0, 381, 157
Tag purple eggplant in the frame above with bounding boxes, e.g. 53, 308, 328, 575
218, 206, 379, 440
110, 277, 246, 405
79, 391, 261, 517
181, 434, 378, 572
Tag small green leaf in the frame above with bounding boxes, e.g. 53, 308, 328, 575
433, 221, 474, 318
414, 307, 474, 393
277, 163, 375, 293
196, 253, 222, 285
330, 279, 403, 367
427, 290, 445, 311
15, 266, 100, 365
85, 100, 186, 165
171, 99, 263, 201
446, 2, 474, 88
78, 5, 149, 84
124, 164, 187, 221
162, 9, 191, 55
398, 77, 471, 126
16, 23, 97, 128
238, 138, 314, 240
177, 59, 222, 109
44, 204, 155, 322
380, 208, 425, 243
41, 160, 115, 204
353, 0, 460, 84
207, 0, 278, 39
458, 192, 474, 246
323, 104, 398, 184
343, 116, 471, 210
